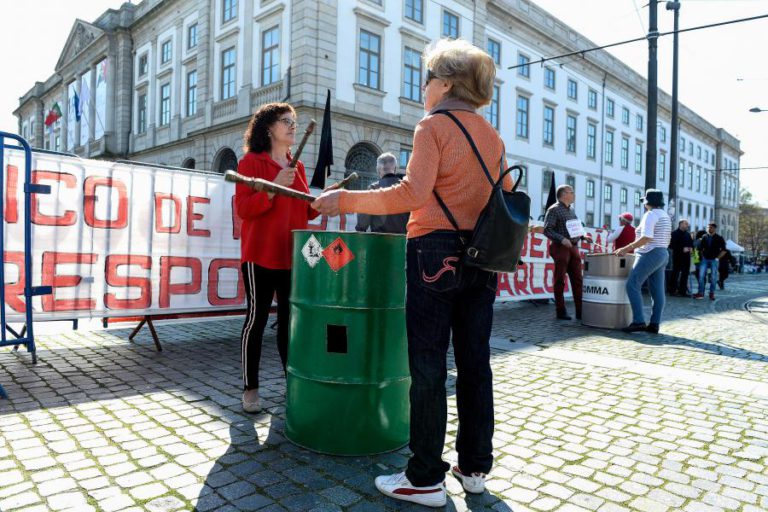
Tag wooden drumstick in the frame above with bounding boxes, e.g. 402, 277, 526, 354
323, 172, 359, 192
288, 119, 317, 168
224, 170, 316, 202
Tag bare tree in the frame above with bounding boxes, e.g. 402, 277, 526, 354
739, 190, 768, 260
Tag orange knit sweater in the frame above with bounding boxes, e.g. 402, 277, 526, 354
338, 103, 513, 239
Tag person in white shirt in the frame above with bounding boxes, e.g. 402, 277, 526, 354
615, 189, 671, 334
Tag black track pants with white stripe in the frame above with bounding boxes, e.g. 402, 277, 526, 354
241, 262, 290, 390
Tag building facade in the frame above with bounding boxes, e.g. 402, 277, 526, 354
14, 0, 742, 240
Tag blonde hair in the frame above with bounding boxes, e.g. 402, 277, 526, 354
423, 38, 496, 108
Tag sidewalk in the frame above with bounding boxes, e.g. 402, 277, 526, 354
1, 274, 767, 511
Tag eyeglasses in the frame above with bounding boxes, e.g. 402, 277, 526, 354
278, 118, 298, 128
424, 69, 439, 88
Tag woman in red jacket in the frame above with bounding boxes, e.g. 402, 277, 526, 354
236, 103, 318, 413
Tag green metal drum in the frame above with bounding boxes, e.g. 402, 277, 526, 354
285, 230, 410, 455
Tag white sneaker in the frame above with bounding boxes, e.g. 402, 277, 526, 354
242, 389, 261, 413
451, 466, 486, 494
374, 471, 446, 508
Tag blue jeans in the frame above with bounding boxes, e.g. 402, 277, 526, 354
404, 232, 496, 486
698, 259, 719, 294
626, 247, 669, 325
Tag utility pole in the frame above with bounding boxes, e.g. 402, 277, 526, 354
646, 0, 659, 191
667, 1, 681, 222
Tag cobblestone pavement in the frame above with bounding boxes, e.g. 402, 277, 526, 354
1, 274, 767, 511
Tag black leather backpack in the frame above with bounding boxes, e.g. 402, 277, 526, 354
433, 110, 530, 273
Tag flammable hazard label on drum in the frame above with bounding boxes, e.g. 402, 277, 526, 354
322, 237, 355, 272
301, 234, 324, 268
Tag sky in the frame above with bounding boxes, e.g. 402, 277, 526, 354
1, 0, 767, 205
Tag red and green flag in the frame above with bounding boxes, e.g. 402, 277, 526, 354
44, 103, 63, 127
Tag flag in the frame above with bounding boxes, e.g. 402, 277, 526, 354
310, 89, 334, 189
79, 80, 90, 119
73, 91, 81, 122
97, 60, 107, 85
44, 102, 63, 127
544, 174, 557, 211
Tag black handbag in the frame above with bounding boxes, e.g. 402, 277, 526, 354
433, 110, 530, 273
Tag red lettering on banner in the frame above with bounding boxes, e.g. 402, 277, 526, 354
514, 263, 530, 295
84, 176, 129, 229
231, 196, 242, 240
155, 193, 182, 233
41, 252, 97, 311
496, 273, 512, 297
530, 234, 546, 258
208, 259, 245, 306
519, 234, 530, 258
5, 165, 18, 223
4, 251, 26, 312
187, 196, 211, 237
104, 255, 152, 310
31, 171, 77, 226
159, 256, 202, 308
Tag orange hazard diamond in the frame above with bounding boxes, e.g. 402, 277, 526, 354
322, 237, 355, 272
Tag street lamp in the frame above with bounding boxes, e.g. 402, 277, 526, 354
749, 107, 767, 113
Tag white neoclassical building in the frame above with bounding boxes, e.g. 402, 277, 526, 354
14, 0, 742, 239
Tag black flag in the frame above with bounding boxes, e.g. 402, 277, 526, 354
310, 90, 334, 189
544, 174, 557, 211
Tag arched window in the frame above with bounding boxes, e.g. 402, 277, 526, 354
181, 158, 196, 170
213, 147, 238, 174
344, 142, 380, 190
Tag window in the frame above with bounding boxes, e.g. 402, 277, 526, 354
137, 93, 147, 133
358, 30, 380, 89
622, 107, 630, 125
660, 126, 666, 143
159, 83, 170, 126
697, 145, 702, 159
635, 142, 643, 174
635, 190, 642, 207
588, 89, 597, 110
604, 215, 612, 228
688, 141, 693, 156
543, 105, 554, 146
55, 135, 60, 151
161, 40, 172, 64
261, 26, 280, 86
585, 212, 595, 227
566, 175, 576, 190
221, 47, 236, 99
659, 152, 666, 181
587, 122, 596, 159
487, 39, 501, 65
223, 0, 237, 23
188, 23, 198, 49
704, 149, 709, 163
542, 170, 554, 192
566, 114, 577, 153
711, 153, 715, 165
516, 95, 529, 139
405, 0, 423, 23
621, 137, 629, 169
688, 162, 694, 189
442, 11, 459, 38
186, 70, 197, 116
679, 160, 685, 188
605, 130, 614, 165
704, 170, 708, 194
567, 79, 577, 100
696, 166, 701, 191
636, 114, 643, 131
399, 148, 411, 168
620, 187, 628, 204
606, 98, 615, 118
402, 47, 422, 102
604, 184, 612, 201
138, 54, 148, 76
519, 166, 527, 187
680, 136, 686, 153
485, 86, 499, 129
517, 54, 530, 78
586, 179, 595, 198
544, 67, 555, 89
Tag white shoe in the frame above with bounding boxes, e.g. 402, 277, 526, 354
242, 389, 261, 413
374, 471, 446, 508
451, 466, 486, 494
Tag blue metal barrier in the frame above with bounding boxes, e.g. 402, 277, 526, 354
1, 132, 53, 397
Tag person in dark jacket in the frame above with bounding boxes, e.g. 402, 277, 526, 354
668, 219, 693, 296
718, 249, 736, 289
355, 153, 409, 234
694, 223, 727, 300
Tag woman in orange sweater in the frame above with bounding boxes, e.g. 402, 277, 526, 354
236, 103, 318, 414
313, 39, 511, 507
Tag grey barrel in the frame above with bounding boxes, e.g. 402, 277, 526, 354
581, 253, 635, 329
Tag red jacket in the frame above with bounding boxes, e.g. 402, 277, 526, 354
235, 152, 319, 269
614, 223, 636, 251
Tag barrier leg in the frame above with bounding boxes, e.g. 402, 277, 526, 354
128, 317, 163, 352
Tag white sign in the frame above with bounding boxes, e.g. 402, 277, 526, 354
301, 234, 323, 268
566, 219, 585, 238
582, 277, 629, 305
